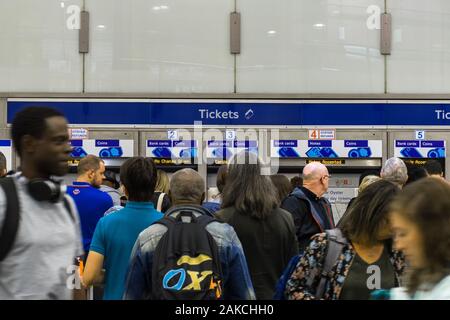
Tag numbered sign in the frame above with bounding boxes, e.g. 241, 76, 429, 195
225, 130, 236, 140
308, 129, 336, 140
415, 130, 425, 140
167, 130, 178, 140
308, 129, 319, 140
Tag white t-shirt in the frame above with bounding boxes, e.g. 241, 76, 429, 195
0, 175, 83, 300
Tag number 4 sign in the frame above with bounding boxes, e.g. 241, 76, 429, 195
309, 129, 336, 140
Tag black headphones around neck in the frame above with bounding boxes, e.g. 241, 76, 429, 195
25, 177, 65, 203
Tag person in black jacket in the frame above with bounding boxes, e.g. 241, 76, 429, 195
281, 162, 335, 250
216, 151, 298, 300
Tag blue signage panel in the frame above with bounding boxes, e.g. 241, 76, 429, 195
70, 140, 83, 147
344, 140, 368, 148
395, 140, 420, 147
95, 140, 120, 147
0, 140, 11, 147
7, 100, 450, 126
274, 140, 298, 147
421, 140, 445, 148
308, 140, 332, 147
147, 140, 171, 147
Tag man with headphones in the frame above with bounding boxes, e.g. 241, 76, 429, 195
0, 106, 83, 300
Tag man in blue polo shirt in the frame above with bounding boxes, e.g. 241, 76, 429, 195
67, 155, 113, 254
81, 157, 163, 300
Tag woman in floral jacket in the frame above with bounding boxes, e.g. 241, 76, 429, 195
286, 180, 406, 300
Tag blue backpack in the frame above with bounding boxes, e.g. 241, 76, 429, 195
273, 253, 302, 300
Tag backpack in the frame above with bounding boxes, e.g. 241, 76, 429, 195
151, 207, 223, 300
273, 228, 347, 300
0, 177, 75, 262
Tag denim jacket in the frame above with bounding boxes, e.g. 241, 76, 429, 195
123, 205, 256, 300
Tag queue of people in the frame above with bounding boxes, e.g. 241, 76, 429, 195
1, 107, 450, 300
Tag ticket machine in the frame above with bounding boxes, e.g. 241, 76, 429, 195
269, 129, 386, 222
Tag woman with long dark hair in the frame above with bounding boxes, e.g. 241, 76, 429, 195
216, 151, 298, 299
286, 179, 405, 300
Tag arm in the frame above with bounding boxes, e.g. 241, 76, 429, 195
223, 228, 256, 300
83, 218, 106, 287
281, 197, 308, 232
285, 233, 328, 300
123, 239, 151, 300
81, 251, 105, 287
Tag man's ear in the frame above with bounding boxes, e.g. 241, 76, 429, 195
200, 192, 205, 205
21, 135, 38, 155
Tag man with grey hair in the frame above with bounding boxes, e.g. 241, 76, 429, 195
281, 162, 335, 250
124, 168, 256, 300
380, 157, 408, 187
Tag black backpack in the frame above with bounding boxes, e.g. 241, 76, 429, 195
0, 177, 74, 262
151, 207, 223, 300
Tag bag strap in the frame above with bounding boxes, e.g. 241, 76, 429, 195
313, 228, 348, 299
0, 177, 20, 262
156, 193, 165, 212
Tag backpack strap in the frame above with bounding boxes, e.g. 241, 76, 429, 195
156, 193, 165, 212
314, 228, 348, 299
0, 177, 20, 262
290, 188, 327, 232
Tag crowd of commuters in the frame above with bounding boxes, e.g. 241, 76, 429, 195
1, 106, 450, 300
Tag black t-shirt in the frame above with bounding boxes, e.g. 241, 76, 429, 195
339, 245, 396, 300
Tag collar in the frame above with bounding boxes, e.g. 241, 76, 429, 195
72, 181, 91, 186
125, 201, 156, 210
300, 186, 322, 201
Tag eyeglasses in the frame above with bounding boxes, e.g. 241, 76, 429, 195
321, 175, 331, 180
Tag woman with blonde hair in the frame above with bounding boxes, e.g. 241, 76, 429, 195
151, 169, 171, 212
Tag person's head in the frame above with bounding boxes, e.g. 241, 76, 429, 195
155, 169, 170, 194
358, 175, 381, 194
380, 157, 408, 187
358, 170, 380, 186
169, 168, 205, 206
302, 162, 330, 197
0, 152, 7, 177
424, 160, 444, 178
11, 106, 71, 178
222, 151, 278, 220
77, 155, 106, 188
290, 176, 303, 189
270, 174, 292, 205
103, 170, 120, 189
339, 180, 400, 245
120, 157, 157, 202
390, 178, 450, 294
405, 165, 429, 186
216, 164, 228, 194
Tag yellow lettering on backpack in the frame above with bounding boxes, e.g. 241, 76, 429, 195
177, 254, 212, 266
183, 271, 213, 290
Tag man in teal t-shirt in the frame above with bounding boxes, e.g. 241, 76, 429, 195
81, 157, 163, 300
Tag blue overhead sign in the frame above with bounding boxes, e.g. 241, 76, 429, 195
7, 100, 450, 126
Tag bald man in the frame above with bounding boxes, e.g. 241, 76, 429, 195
281, 162, 335, 250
